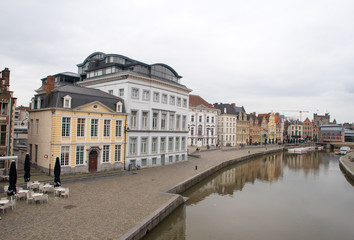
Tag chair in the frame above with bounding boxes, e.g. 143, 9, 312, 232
27, 182, 32, 190
26, 191, 35, 204
3, 185, 8, 194
61, 188, 69, 198
0, 204, 9, 214
8, 198, 16, 210
1, 197, 7, 200
42, 194, 49, 203
38, 184, 44, 193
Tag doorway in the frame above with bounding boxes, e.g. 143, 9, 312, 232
89, 150, 98, 172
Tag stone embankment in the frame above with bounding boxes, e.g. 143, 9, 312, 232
339, 152, 354, 181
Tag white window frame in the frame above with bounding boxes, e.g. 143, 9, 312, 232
76, 145, 84, 165
114, 144, 122, 162
60, 146, 70, 166
102, 145, 110, 163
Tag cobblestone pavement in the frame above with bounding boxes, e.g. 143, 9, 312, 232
0, 145, 282, 240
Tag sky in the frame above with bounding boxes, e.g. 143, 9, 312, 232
1, 0, 354, 123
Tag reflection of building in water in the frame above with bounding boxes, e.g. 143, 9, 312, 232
186, 153, 283, 204
285, 151, 326, 176
146, 205, 186, 240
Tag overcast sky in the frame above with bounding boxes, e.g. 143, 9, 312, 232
1, 0, 353, 123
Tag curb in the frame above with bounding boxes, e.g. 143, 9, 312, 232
339, 153, 354, 181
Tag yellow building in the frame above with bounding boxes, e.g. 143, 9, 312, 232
28, 76, 127, 174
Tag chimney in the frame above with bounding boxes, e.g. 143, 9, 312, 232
224, 107, 227, 114
1, 68, 10, 90
231, 103, 236, 107
45, 76, 55, 93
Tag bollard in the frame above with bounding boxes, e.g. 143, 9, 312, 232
195, 165, 198, 170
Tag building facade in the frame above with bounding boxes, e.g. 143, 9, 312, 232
249, 113, 261, 144
13, 105, 30, 162
28, 78, 127, 174
235, 105, 249, 146
213, 103, 237, 147
288, 120, 303, 142
0, 68, 17, 157
77, 52, 191, 168
319, 124, 344, 142
302, 117, 313, 141
188, 95, 218, 147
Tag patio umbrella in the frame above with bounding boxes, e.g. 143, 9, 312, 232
24, 153, 31, 182
54, 157, 61, 187
7, 160, 17, 196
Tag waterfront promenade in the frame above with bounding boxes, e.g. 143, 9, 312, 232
1, 145, 283, 239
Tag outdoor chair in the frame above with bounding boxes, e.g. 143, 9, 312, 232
3, 185, 8, 194
27, 182, 32, 190
0, 204, 9, 214
38, 184, 44, 193
1, 197, 7, 200
42, 194, 49, 203
8, 198, 15, 210
26, 191, 35, 204
61, 188, 69, 198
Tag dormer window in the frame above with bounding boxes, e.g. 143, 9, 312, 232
63, 95, 72, 108
37, 97, 41, 109
116, 101, 122, 112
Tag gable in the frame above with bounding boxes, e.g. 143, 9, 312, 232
75, 101, 114, 113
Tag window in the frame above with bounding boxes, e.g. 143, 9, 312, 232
35, 145, 38, 163
191, 127, 194, 136
161, 113, 166, 129
199, 116, 202, 122
169, 114, 174, 130
141, 137, 147, 154
62, 117, 70, 137
182, 116, 186, 130
168, 137, 173, 152
30, 119, 33, 134
60, 146, 70, 166
103, 120, 111, 137
119, 88, 124, 97
153, 92, 159, 102
130, 138, 137, 155
132, 88, 139, 99
198, 125, 202, 135
169, 156, 173, 162
175, 137, 180, 151
182, 137, 186, 150
131, 111, 137, 129
76, 146, 84, 165
183, 99, 187, 107
63, 95, 72, 108
162, 94, 167, 104
160, 137, 166, 152
108, 90, 113, 95
143, 90, 150, 100
152, 112, 158, 130
176, 115, 180, 130
114, 145, 122, 162
116, 101, 122, 112
91, 119, 98, 137
152, 157, 157, 165
170, 96, 175, 105
102, 145, 110, 163
177, 97, 181, 106
142, 112, 148, 129
207, 116, 210, 123
77, 118, 85, 137
176, 155, 179, 161
141, 158, 147, 166
115, 120, 122, 137
36, 119, 39, 135
191, 115, 194, 122
152, 137, 157, 153
212, 117, 214, 123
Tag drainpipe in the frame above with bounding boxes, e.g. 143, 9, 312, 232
7, 97, 12, 156
124, 114, 128, 170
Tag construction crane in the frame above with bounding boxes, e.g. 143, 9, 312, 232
281, 110, 309, 121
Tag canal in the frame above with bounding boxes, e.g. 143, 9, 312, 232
144, 151, 354, 240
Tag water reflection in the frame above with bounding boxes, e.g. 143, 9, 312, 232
145, 151, 354, 240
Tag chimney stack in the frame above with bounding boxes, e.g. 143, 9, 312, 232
44, 76, 55, 93
231, 103, 236, 107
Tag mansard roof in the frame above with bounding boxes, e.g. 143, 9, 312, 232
77, 52, 183, 84
213, 103, 237, 115
189, 94, 214, 109
32, 83, 125, 112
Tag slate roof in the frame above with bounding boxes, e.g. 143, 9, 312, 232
213, 103, 237, 115
33, 84, 125, 113
189, 95, 214, 108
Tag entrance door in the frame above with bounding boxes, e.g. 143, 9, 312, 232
89, 151, 98, 172
161, 154, 165, 166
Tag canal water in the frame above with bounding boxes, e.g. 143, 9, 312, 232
144, 151, 354, 240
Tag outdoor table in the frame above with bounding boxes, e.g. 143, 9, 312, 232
0, 199, 9, 205
31, 182, 40, 190
32, 193, 43, 203
17, 190, 29, 200
43, 184, 54, 193
54, 187, 65, 196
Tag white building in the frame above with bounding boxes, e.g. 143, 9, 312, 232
188, 95, 218, 147
213, 103, 238, 147
77, 52, 192, 168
